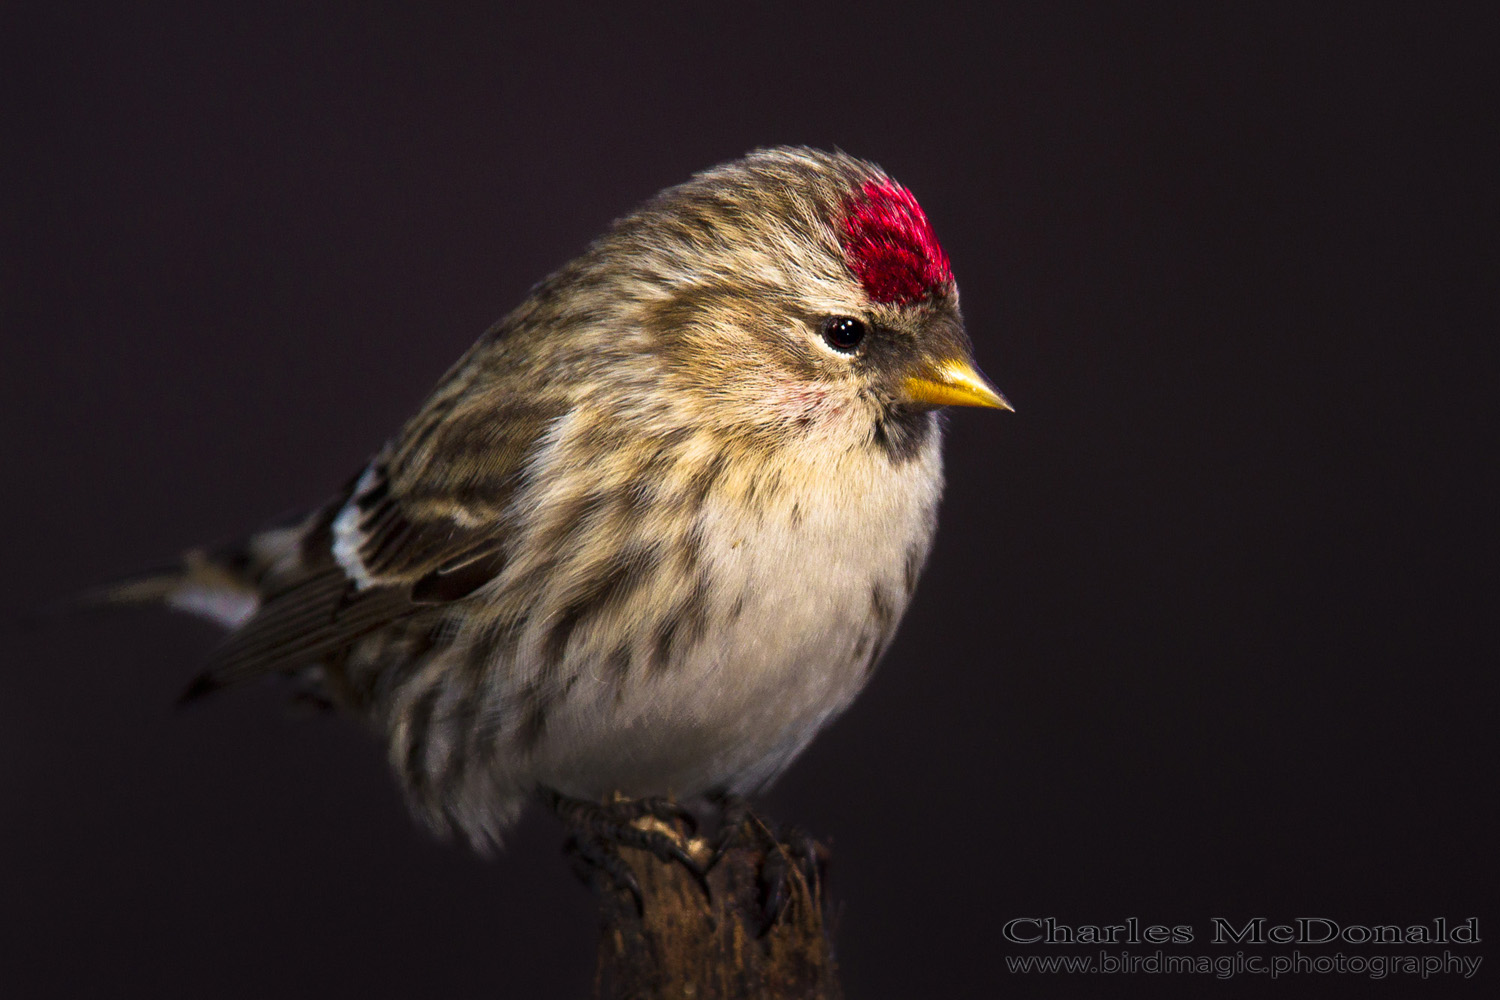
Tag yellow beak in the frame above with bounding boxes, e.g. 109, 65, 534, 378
903, 359, 1013, 411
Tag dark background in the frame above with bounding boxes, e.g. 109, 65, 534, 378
3, 3, 1495, 997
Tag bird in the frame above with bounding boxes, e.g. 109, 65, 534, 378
101, 146, 1010, 855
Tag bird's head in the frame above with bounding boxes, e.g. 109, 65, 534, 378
584, 147, 1010, 454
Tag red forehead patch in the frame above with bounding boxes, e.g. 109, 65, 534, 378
839, 178, 953, 305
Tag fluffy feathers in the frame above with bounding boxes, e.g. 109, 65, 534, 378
118, 147, 1003, 849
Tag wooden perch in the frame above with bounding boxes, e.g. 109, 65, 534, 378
585, 814, 841, 999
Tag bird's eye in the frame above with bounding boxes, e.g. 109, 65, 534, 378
821, 317, 867, 354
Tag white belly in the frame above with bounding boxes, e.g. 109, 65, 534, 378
530, 428, 944, 799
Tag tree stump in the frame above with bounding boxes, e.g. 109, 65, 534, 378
588, 814, 840, 999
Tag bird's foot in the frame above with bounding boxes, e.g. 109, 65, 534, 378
708, 795, 829, 936
544, 789, 711, 915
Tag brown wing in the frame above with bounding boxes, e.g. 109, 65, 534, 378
185, 364, 565, 697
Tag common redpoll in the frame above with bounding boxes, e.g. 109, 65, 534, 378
107, 147, 1009, 850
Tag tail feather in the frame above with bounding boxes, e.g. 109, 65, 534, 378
85, 548, 263, 628
73, 512, 315, 643
72, 563, 186, 609
69, 487, 426, 705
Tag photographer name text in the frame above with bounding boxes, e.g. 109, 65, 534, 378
1002, 916, 1479, 946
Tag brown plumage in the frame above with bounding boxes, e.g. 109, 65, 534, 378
110, 147, 1010, 848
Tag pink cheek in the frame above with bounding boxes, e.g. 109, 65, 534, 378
764, 381, 846, 423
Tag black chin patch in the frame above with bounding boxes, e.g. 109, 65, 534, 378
871, 407, 935, 464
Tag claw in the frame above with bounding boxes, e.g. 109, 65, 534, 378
631, 796, 700, 837
625, 823, 713, 904
759, 847, 791, 936
706, 795, 822, 936
544, 788, 710, 913
564, 832, 645, 916
704, 793, 753, 872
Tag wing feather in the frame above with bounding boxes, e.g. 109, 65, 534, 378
184, 366, 567, 698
